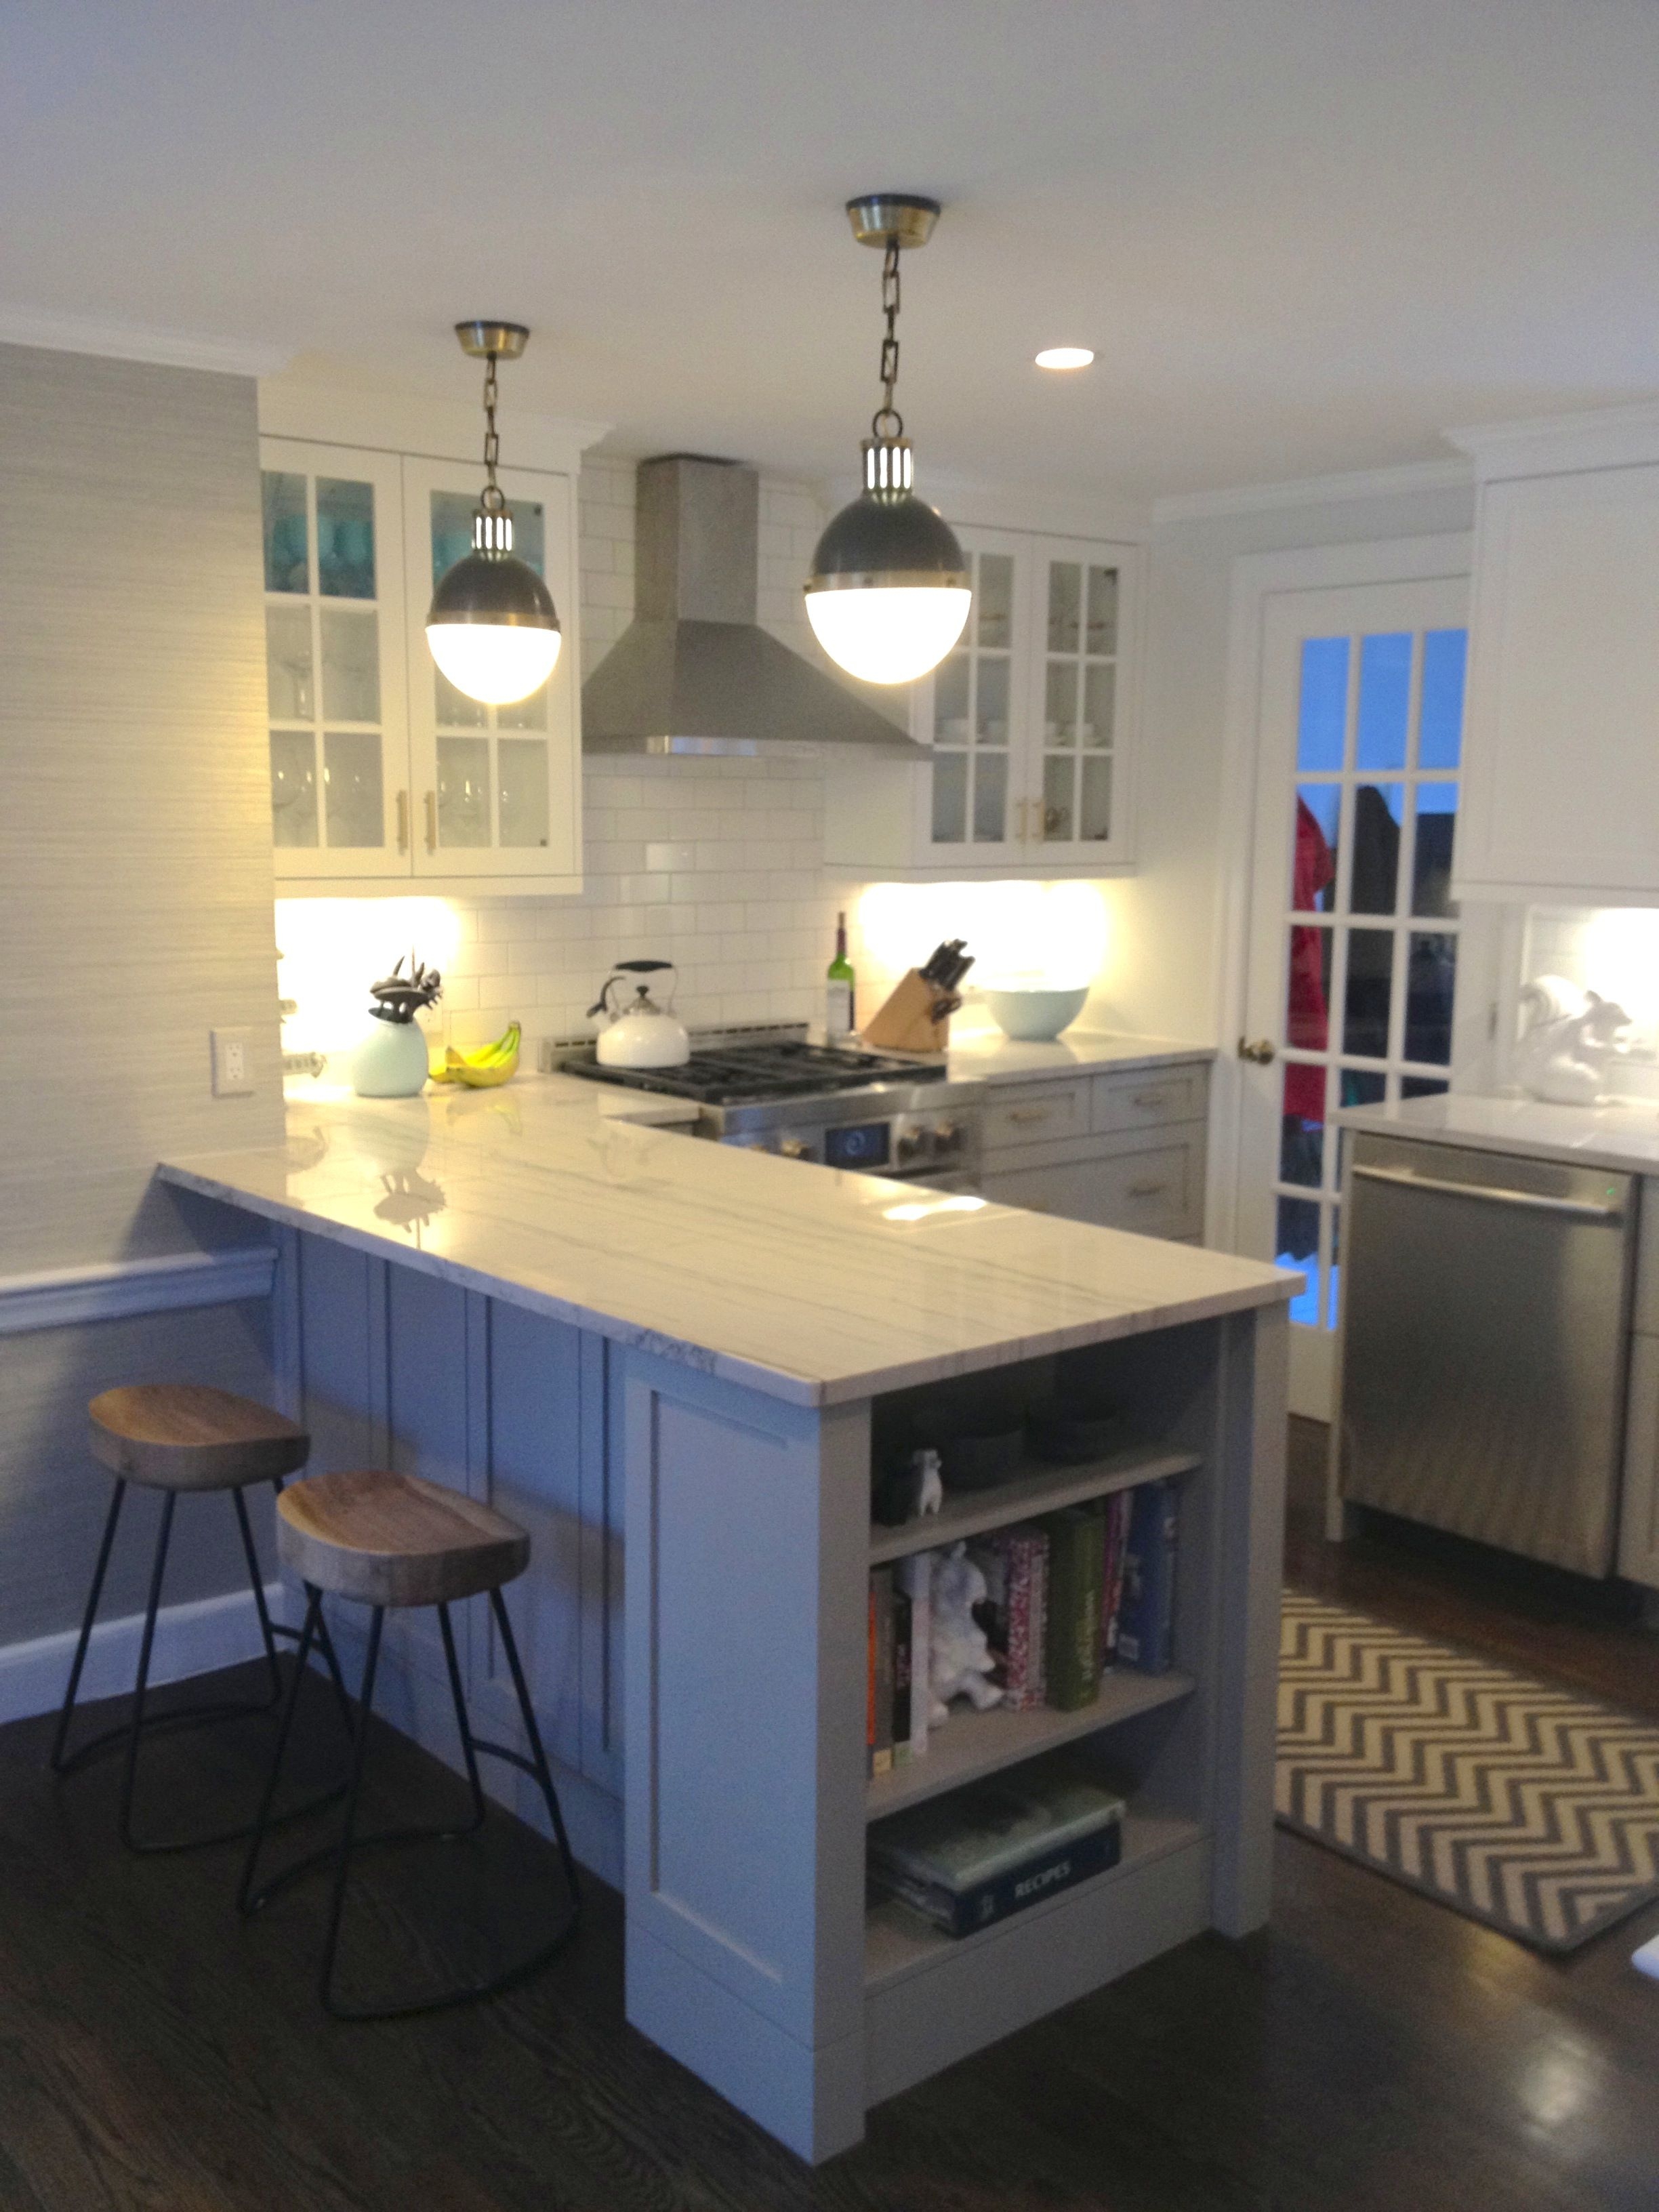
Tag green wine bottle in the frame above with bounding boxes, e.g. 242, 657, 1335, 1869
826, 910, 857, 1042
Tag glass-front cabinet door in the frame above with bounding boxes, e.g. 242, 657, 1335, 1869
913, 533, 1027, 865
1029, 548, 1120, 860
403, 457, 579, 884
260, 440, 409, 880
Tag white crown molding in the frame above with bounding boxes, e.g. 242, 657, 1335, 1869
1444, 398, 1659, 480
1151, 455, 1472, 527
0, 1247, 276, 1337
0, 304, 292, 378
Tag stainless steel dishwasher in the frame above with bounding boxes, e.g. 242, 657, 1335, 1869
1338, 1130, 1637, 1576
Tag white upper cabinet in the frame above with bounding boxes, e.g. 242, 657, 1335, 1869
1453, 406, 1659, 904
823, 524, 1144, 876
258, 382, 596, 896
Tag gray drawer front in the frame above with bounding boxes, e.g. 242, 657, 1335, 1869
983, 1079, 1092, 1151
981, 1131, 1204, 1240
1092, 1063, 1209, 1136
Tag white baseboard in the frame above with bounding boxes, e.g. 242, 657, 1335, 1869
0, 1580, 286, 1726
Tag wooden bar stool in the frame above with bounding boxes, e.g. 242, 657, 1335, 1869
239, 1468, 581, 2020
52, 1385, 352, 1853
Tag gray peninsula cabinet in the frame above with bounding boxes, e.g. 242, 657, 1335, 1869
161, 1080, 1291, 2162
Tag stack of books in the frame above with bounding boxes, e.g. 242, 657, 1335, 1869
867, 1477, 1179, 1776
867, 1763, 1126, 1936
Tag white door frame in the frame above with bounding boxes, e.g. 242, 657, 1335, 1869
1204, 533, 1475, 1313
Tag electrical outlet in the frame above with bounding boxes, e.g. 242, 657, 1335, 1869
211, 1027, 254, 1098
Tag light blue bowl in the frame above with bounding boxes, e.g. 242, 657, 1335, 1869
982, 985, 1090, 1042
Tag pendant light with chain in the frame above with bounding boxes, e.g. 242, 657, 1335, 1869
425, 321, 562, 707
804, 195, 971, 686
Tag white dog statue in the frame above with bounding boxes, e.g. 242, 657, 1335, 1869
1517, 975, 1632, 1106
928, 1541, 1003, 1723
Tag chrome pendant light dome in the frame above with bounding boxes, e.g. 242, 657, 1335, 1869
804, 194, 970, 686
426, 321, 562, 706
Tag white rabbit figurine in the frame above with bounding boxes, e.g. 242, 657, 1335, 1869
928, 1541, 1003, 1723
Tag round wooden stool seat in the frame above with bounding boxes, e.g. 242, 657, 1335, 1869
276, 1471, 531, 1612
89, 1385, 310, 1492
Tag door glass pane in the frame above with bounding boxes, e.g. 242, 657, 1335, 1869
1079, 754, 1111, 842
430, 491, 476, 585
316, 478, 375, 599
266, 604, 313, 720
498, 685, 548, 733
1280, 1067, 1324, 1187
1296, 638, 1348, 771
1292, 786, 1340, 911
436, 736, 491, 848
320, 607, 380, 722
434, 664, 488, 730
934, 653, 969, 743
1349, 783, 1403, 914
1338, 1066, 1385, 1109
498, 739, 550, 848
323, 731, 384, 847
977, 554, 1012, 649
1086, 566, 1118, 656
1355, 632, 1410, 771
1041, 753, 1074, 843
1275, 1195, 1321, 1326
1418, 630, 1467, 769
1046, 562, 1081, 653
1343, 930, 1393, 1057
1406, 933, 1456, 1064
1411, 784, 1458, 917
1082, 662, 1114, 748
1045, 661, 1078, 745
270, 731, 318, 846
974, 752, 1008, 843
931, 752, 967, 842
262, 471, 308, 593
975, 655, 1009, 743
1285, 922, 1332, 1050
1402, 1076, 1450, 1099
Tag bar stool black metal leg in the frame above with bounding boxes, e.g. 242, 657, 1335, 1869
318, 1605, 384, 2018
117, 1490, 177, 1851
437, 1603, 488, 1835
232, 1483, 285, 1706
270, 1479, 356, 1743
49, 1478, 127, 1773
239, 1584, 324, 1916
490, 1587, 581, 1912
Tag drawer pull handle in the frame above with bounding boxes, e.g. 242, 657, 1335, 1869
1130, 1091, 1170, 1110
1008, 1106, 1052, 1125
1128, 1180, 1170, 1200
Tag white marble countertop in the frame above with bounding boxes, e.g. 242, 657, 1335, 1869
1337, 1092, 1659, 1176
159, 1074, 1290, 1408
943, 1029, 1214, 1086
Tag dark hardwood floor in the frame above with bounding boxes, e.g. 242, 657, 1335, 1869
3, 1424, 1658, 2212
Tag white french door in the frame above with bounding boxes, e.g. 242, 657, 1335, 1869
1235, 567, 1471, 1418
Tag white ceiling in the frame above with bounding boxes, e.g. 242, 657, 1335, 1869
5, 1, 1658, 508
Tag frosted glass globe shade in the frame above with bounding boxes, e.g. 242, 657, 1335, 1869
804, 586, 971, 686
425, 621, 562, 707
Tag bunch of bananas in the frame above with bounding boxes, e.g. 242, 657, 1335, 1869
430, 1021, 521, 1089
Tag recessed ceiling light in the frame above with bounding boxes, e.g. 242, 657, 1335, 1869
1035, 346, 1094, 371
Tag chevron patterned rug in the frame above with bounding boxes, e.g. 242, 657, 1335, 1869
1277, 1591, 1659, 1952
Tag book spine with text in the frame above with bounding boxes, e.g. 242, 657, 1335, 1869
1118, 1479, 1178, 1674
897, 1550, 933, 1759
871, 1566, 896, 1774
874, 1820, 1123, 1938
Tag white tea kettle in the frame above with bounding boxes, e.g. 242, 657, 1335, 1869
588, 960, 692, 1069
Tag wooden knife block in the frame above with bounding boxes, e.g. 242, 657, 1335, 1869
861, 970, 952, 1055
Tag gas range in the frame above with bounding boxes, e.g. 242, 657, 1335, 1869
552, 1025, 984, 1185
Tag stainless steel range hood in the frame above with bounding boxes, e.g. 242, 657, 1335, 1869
581, 453, 924, 758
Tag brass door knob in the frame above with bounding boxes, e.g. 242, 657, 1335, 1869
1237, 1036, 1276, 1065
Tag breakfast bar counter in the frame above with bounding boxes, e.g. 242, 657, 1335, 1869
159, 1080, 1292, 2161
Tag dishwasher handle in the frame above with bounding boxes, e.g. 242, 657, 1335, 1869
1351, 1160, 1626, 1224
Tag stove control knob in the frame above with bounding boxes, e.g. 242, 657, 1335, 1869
895, 1128, 925, 1166
932, 1121, 962, 1155
779, 1137, 813, 1161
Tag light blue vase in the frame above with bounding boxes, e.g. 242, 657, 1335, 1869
351, 1017, 430, 1098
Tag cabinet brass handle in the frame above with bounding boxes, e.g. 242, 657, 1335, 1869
1128, 1179, 1170, 1200
1130, 1090, 1170, 1110
424, 790, 438, 853
396, 790, 409, 854
1015, 798, 1029, 842
1008, 1105, 1052, 1124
